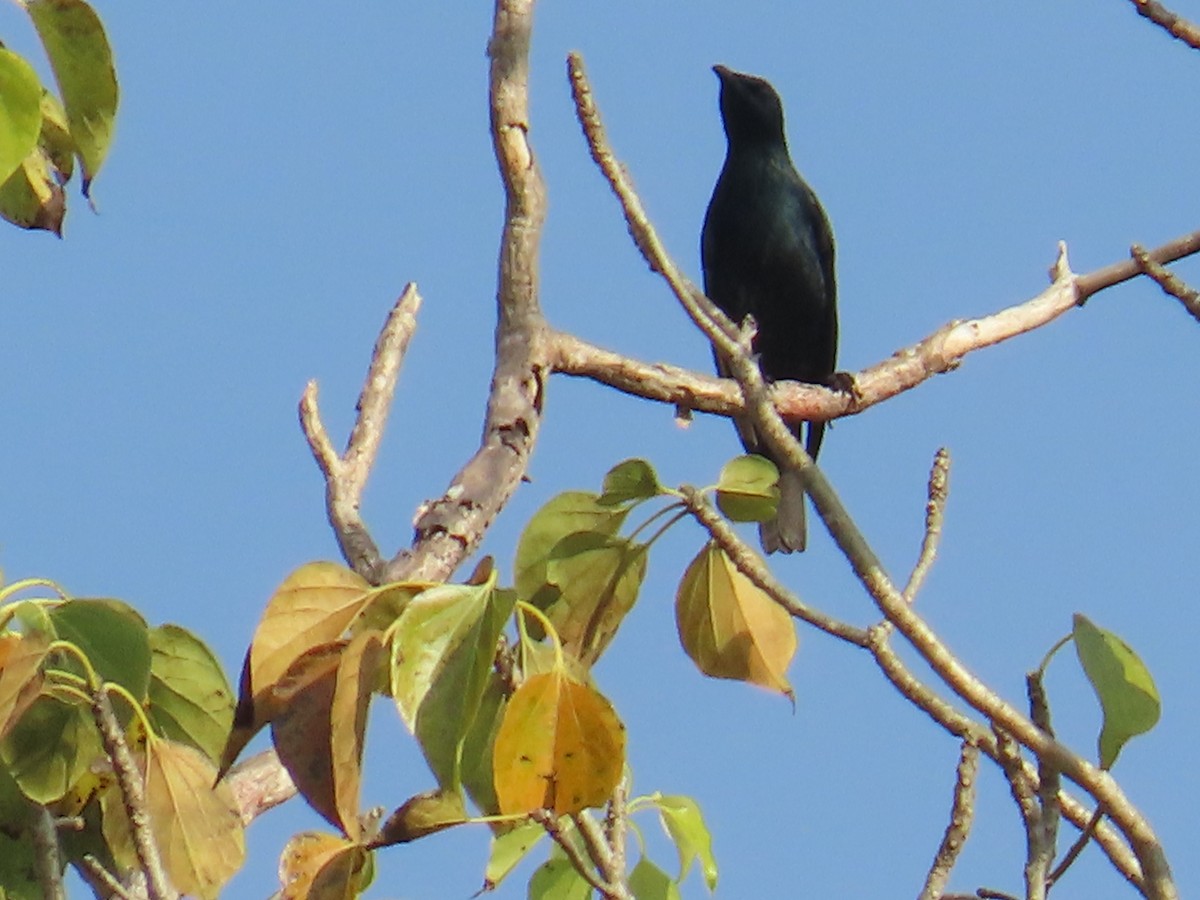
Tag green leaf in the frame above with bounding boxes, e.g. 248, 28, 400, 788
482, 820, 544, 891
0, 49, 44, 184
49, 598, 151, 702
0, 765, 38, 899
26, 0, 119, 194
528, 853, 592, 900
1072, 614, 1160, 769
0, 148, 65, 234
599, 458, 662, 506
147, 624, 234, 763
652, 793, 718, 890
514, 491, 628, 608
1, 692, 101, 803
715, 455, 780, 523
389, 572, 515, 790
542, 532, 648, 665
629, 856, 683, 900
460, 669, 508, 818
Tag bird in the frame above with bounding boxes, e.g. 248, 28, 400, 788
701, 65, 838, 554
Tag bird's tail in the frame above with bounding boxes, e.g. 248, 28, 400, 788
759, 468, 806, 554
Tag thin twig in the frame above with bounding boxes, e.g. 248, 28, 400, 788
605, 780, 629, 885
1127, 0, 1200, 49
905, 448, 950, 602
1027, 672, 1060, 897
91, 689, 173, 900
919, 741, 980, 900
1049, 807, 1105, 889
27, 799, 65, 900
1131, 243, 1200, 322
78, 855, 136, 900
530, 810, 610, 896
300, 285, 421, 581
573, 810, 633, 900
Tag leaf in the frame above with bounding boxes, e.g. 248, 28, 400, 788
144, 738, 245, 900
459, 669, 507, 818
278, 831, 369, 900
481, 820, 544, 891
0, 149, 65, 233
542, 533, 648, 666
0, 765, 38, 898
270, 638, 380, 838
48, 598, 151, 702
146, 624, 234, 763
371, 787, 467, 847
629, 856, 682, 900
1072, 614, 1161, 769
599, 458, 663, 506
390, 571, 514, 791
514, 491, 628, 608
492, 671, 625, 816
715, 455, 780, 523
528, 853, 592, 900
675, 542, 796, 698
0, 49, 44, 184
220, 561, 372, 776
652, 794, 718, 890
38, 89, 75, 181
26, 0, 119, 194
1, 691, 100, 803
0, 630, 49, 741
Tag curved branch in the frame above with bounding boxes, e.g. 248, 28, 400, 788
549, 229, 1200, 428
385, 0, 549, 583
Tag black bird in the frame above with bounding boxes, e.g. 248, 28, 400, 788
701, 65, 838, 554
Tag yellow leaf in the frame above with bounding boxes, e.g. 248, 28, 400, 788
492, 671, 625, 816
675, 543, 796, 698
279, 831, 369, 900
330, 631, 384, 840
219, 562, 371, 776
0, 631, 48, 740
145, 739, 245, 899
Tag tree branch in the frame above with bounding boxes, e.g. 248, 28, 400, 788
300, 284, 420, 582
918, 741, 979, 900
1127, 0, 1200, 50
384, 0, 549, 584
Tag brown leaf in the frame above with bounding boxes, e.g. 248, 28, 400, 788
218, 562, 371, 776
675, 542, 796, 698
492, 671, 625, 816
144, 739, 245, 899
278, 831, 369, 900
372, 788, 467, 847
0, 630, 48, 740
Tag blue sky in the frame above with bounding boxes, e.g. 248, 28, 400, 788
3, 2, 1198, 897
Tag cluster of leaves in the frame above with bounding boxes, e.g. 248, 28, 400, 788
0, 0, 118, 234
0, 578, 239, 899
220, 455, 788, 899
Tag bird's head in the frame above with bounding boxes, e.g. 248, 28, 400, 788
713, 65, 787, 147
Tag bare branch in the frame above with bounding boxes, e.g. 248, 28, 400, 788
573, 810, 633, 900
91, 689, 173, 900
1131, 243, 1200, 322
1127, 0, 1200, 49
300, 284, 422, 580
225, 748, 297, 824
919, 741, 979, 900
905, 448, 950, 602
385, 0, 550, 584
28, 799, 65, 900
1026, 673, 1060, 897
